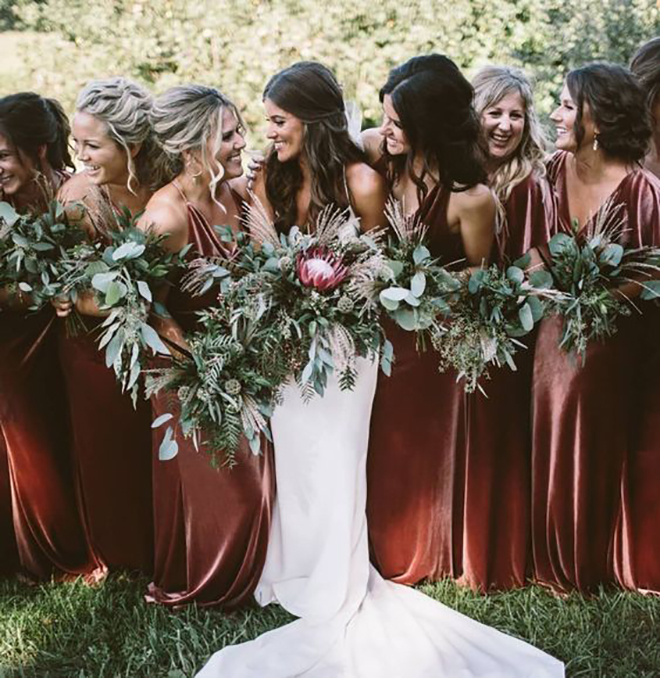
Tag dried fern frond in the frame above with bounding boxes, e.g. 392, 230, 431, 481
242, 192, 280, 247
385, 198, 428, 244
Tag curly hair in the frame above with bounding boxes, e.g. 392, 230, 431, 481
566, 62, 651, 163
379, 54, 486, 202
150, 84, 244, 203
472, 65, 547, 205
0, 92, 73, 172
263, 61, 364, 233
630, 37, 660, 117
76, 77, 169, 192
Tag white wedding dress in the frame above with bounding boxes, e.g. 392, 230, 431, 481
197, 358, 564, 678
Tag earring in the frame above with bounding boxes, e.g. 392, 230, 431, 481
593, 134, 599, 152
186, 162, 203, 184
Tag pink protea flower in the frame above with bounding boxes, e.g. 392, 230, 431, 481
296, 247, 348, 291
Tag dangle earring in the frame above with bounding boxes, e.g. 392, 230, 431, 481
185, 160, 203, 185
593, 133, 599, 152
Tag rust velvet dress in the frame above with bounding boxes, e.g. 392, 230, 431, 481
367, 183, 469, 584
147, 189, 274, 608
0, 427, 18, 575
460, 172, 557, 590
57, 314, 154, 574
0, 308, 93, 578
531, 151, 660, 593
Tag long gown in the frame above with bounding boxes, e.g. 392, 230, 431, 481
531, 151, 660, 593
0, 308, 94, 578
367, 183, 468, 584
460, 172, 557, 590
197, 360, 564, 676
147, 187, 274, 608
0, 427, 18, 576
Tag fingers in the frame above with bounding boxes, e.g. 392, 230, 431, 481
52, 297, 73, 317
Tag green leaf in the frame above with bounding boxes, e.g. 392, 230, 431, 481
527, 295, 544, 322
412, 244, 431, 265
152, 413, 174, 429
105, 281, 128, 306
468, 269, 485, 294
506, 266, 525, 284
384, 259, 404, 279
393, 308, 417, 331
137, 280, 152, 302
513, 252, 531, 269
92, 271, 119, 293
140, 323, 170, 355
548, 233, 573, 257
105, 332, 123, 368
410, 271, 426, 297
0, 201, 20, 227
404, 291, 421, 307
640, 280, 660, 300
600, 243, 624, 267
158, 426, 179, 461
529, 270, 554, 289
380, 286, 409, 302
112, 241, 146, 261
518, 302, 534, 332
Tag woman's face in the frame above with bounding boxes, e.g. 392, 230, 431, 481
72, 111, 131, 186
0, 133, 37, 198
264, 98, 304, 163
550, 83, 597, 153
379, 94, 410, 156
481, 90, 526, 163
208, 108, 246, 180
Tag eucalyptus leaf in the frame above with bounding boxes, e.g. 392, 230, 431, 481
393, 308, 418, 331
137, 280, 152, 302
91, 271, 119, 293
410, 271, 426, 297
158, 426, 179, 461
140, 323, 170, 355
412, 244, 431, 265
518, 302, 534, 332
0, 202, 20, 227
380, 287, 409, 302
105, 280, 128, 306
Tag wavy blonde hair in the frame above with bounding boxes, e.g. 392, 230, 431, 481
76, 77, 168, 193
149, 84, 243, 204
472, 65, 547, 206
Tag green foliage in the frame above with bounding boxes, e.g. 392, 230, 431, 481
0, 575, 659, 677
2, 0, 658, 146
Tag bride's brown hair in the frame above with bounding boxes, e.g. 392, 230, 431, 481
263, 61, 365, 233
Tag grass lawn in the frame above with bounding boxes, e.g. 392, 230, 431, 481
0, 574, 658, 677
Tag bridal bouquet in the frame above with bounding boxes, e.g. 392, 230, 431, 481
0, 200, 86, 307
184, 199, 389, 398
542, 202, 660, 361
433, 258, 557, 393
374, 200, 461, 352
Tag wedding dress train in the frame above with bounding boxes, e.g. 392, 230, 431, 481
197, 358, 564, 678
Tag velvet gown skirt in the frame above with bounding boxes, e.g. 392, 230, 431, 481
367, 323, 467, 584
148, 390, 274, 608
0, 428, 18, 576
531, 313, 641, 593
614, 307, 660, 593
0, 309, 93, 578
58, 320, 154, 574
461, 336, 535, 591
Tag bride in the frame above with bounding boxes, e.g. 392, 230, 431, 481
197, 60, 564, 678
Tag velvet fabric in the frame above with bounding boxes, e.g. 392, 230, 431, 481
57, 318, 154, 573
0, 309, 93, 578
147, 191, 274, 608
0, 427, 18, 575
367, 183, 469, 584
531, 152, 660, 593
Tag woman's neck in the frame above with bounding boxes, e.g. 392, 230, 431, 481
105, 180, 151, 213
175, 171, 223, 206
13, 167, 60, 212
570, 146, 629, 184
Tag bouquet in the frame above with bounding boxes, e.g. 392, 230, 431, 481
0, 200, 86, 307
433, 258, 557, 393
542, 201, 660, 361
375, 200, 461, 354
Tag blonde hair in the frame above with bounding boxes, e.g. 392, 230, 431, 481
76, 77, 168, 193
472, 65, 547, 206
150, 84, 243, 203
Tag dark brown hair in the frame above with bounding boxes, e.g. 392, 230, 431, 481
263, 61, 365, 233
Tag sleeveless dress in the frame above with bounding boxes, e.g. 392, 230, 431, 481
460, 173, 557, 590
196, 190, 564, 678
146, 183, 274, 608
367, 182, 468, 584
0, 308, 94, 578
57, 191, 154, 574
531, 151, 660, 593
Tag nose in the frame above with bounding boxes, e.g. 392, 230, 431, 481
266, 122, 278, 140
498, 116, 511, 132
235, 133, 247, 151
549, 106, 561, 122
379, 118, 392, 137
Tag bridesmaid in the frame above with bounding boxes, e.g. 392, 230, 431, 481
0, 92, 93, 579
614, 40, 660, 593
455, 66, 556, 590
140, 85, 274, 608
532, 63, 660, 593
54, 78, 164, 574
363, 55, 496, 584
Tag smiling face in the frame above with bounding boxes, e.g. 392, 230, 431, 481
481, 90, 526, 163
0, 133, 37, 197
72, 111, 131, 186
207, 108, 246, 180
264, 98, 304, 163
550, 83, 597, 154
379, 94, 411, 156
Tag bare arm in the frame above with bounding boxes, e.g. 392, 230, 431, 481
451, 185, 496, 268
346, 163, 388, 232
360, 128, 384, 167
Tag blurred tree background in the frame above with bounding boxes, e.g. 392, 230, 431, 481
0, 0, 658, 146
